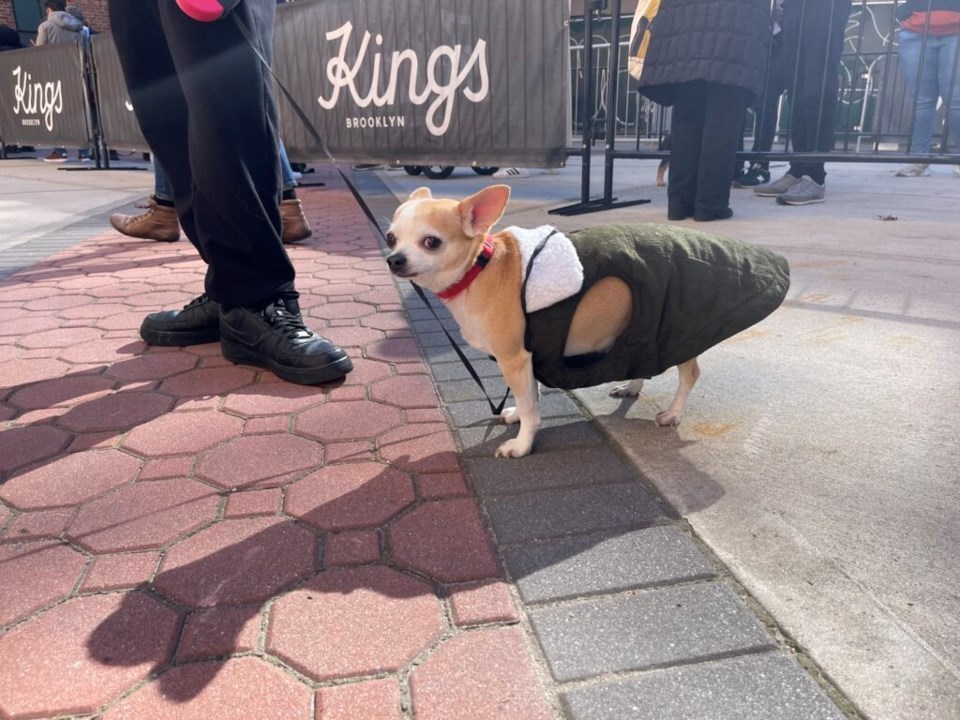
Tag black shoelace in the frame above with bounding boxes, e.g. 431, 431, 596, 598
265, 297, 313, 341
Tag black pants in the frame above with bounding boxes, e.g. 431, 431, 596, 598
781, 0, 853, 184
669, 81, 750, 214
108, 0, 294, 308
738, 34, 785, 173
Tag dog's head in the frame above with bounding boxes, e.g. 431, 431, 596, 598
385, 185, 510, 293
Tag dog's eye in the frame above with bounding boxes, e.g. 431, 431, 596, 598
422, 235, 443, 251
384, 232, 397, 249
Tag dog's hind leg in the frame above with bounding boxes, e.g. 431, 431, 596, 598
609, 379, 645, 398
655, 357, 700, 427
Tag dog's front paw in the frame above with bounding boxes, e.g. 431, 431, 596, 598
495, 438, 532, 458
609, 380, 644, 398
655, 410, 682, 427
500, 407, 521, 424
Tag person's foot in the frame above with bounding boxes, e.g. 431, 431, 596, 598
733, 163, 770, 188
42, 150, 68, 163
280, 198, 312, 243
694, 207, 734, 222
776, 175, 825, 206
110, 196, 180, 242
667, 202, 693, 221
954, 165, 960, 177
220, 292, 353, 385
895, 163, 930, 177
492, 167, 529, 178
140, 294, 222, 346
754, 172, 801, 197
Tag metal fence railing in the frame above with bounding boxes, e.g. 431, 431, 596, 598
567, 1, 959, 161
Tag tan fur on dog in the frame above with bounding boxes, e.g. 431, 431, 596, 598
385, 185, 699, 457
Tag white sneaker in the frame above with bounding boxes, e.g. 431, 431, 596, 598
953, 165, 960, 177
492, 167, 529, 179
895, 163, 930, 177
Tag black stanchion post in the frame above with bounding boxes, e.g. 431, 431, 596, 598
580, 3, 596, 205
550, 0, 649, 216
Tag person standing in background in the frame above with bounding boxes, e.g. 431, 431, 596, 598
637, 0, 771, 221
753, 0, 854, 205
892, 0, 960, 177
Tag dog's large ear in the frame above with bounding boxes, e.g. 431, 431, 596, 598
409, 187, 432, 201
457, 185, 511, 237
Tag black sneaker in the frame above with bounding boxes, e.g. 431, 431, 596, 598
219, 292, 353, 385
733, 163, 771, 188
140, 294, 221, 346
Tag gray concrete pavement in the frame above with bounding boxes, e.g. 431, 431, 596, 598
373, 159, 960, 720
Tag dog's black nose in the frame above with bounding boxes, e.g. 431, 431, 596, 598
386, 253, 407, 272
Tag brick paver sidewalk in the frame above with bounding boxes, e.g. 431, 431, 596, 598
0, 165, 851, 719
0, 167, 553, 719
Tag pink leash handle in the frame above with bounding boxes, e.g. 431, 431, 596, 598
175, 0, 241, 22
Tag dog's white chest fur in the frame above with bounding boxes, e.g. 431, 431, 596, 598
505, 225, 584, 312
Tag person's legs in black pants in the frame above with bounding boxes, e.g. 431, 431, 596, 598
695, 83, 750, 220
110, 0, 293, 306
753, 35, 785, 173
782, 0, 852, 186
667, 81, 707, 220
108, 0, 352, 384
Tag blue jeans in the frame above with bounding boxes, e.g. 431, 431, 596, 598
898, 30, 960, 155
153, 139, 298, 203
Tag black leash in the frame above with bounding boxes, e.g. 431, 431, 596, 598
234, 13, 510, 416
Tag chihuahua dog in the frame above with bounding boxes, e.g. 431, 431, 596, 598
385, 185, 789, 458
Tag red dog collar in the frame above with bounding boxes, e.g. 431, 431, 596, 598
437, 237, 495, 301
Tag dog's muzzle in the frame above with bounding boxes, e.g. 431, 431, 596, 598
386, 252, 411, 276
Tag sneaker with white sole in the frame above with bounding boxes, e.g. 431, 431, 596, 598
895, 163, 930, 177
776, 175, 825, 205
754, 172, 801, 197
492, 167, 529, 179
954, 165, 960, 177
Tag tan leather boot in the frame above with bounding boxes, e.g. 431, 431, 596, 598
109, 196, 180, 242
281, 198, 312, 243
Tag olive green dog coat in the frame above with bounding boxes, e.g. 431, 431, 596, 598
522, 224, 790, 390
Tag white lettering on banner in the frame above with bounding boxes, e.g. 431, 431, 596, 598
11, 66, 63, 133
317, 21, 489, 137
345, 115, 406, 130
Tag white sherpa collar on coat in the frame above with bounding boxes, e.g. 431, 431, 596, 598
504, 225, 584, 313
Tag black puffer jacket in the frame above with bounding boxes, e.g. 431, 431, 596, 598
637, 0, 771, 106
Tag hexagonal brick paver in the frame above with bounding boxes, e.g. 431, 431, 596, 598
337, 357, 394, 387
0, 541, 87, 626
0, 592, 181, 719
105, 352, 200, 382
0, 425, 72, 476
390, 499, 500, 583
17, 326, 104, 350
285, 462, 415, 532
66, 478, 220, 553
58, 338, 141, 365
267, 566, 442, 682
101, 657, 313, 718
154, 517, 317, 608
377, 423, 460, 474
177, 607, 262, 662
410, 628, 552, 720
122, 410, 244, 457
0, 449, 140, 509
158, 366, 257, 398
0, 313, 61, 336
8, 374, 116, 410
195, 434, 323, 490
296, 400, 402, 443
316, 678, 402, 720
370, 375, 440, 409
58, 392, 176, 433
365, 338, 423, 364
221, 383, 326, 416
0, 357, 71, 389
